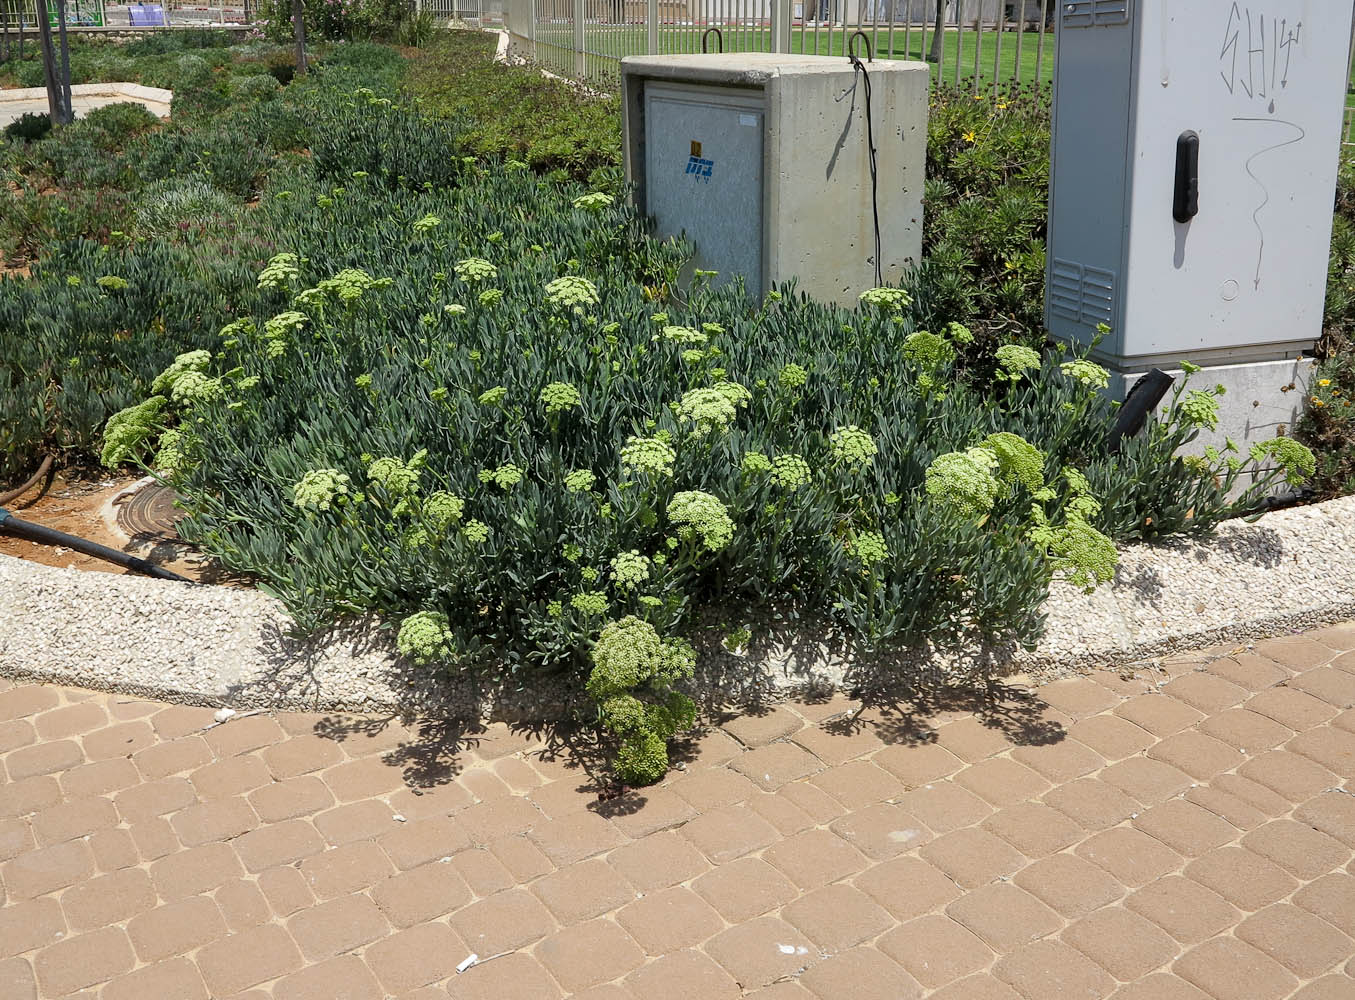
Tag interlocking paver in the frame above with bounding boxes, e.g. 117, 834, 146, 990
6, 624, 1355, 998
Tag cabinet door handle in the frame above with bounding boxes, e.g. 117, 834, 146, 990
1174, 131, 1200, 223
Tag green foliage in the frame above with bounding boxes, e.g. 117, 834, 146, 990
3, 112, 52, 143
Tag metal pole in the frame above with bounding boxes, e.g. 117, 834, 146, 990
1035, 0, 1048, 84
55, 0, 70, 121
647, 0, 657, 51
770, 0, 787, 50
573, 0, 584, 78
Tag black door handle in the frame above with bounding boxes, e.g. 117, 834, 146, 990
1174, 131, 1199, 223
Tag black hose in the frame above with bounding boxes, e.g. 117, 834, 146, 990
847, 31, 883, 288
0, 455, 53, 507
0, 507, 192, 583
1108, 368, 1175, 455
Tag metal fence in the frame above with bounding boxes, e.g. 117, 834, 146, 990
419, 0, 505, 27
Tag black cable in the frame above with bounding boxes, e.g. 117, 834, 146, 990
847, 31, 883, 289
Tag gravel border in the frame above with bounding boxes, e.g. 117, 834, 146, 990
2, 494, 1353, 718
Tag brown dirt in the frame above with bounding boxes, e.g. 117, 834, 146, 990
0, 474, 239, 585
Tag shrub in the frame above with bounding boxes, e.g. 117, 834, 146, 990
3, 112, 52, 143
83, 101, 161, 142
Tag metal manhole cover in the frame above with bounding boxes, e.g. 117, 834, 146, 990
115, 485, 186, 543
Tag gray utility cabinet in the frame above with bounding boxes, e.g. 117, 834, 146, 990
1047, 0, 1352, 368
621, 53, 928, 305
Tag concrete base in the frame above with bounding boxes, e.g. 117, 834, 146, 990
0, 82, 173, 128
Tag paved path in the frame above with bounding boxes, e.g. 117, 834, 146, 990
2, 626, 1355, 999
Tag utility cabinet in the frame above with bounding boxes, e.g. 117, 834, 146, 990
1047, 0, 1353, 454
621, 53, 929, 305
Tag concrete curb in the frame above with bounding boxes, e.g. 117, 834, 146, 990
1, 494, 1353, 717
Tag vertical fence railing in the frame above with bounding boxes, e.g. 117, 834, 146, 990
516, 0, 1060, 92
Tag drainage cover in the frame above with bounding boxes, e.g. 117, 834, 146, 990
115, 485, 186, 544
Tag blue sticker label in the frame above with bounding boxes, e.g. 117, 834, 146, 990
685, 155, 715, 183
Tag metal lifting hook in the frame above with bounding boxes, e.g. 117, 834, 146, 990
701, 27, 723, 53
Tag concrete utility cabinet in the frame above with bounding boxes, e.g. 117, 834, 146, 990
621, 53, 928, 305
1046, 0, 1353, 449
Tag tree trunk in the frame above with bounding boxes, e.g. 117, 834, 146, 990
292, 0, 308, 76
928, 0, 946, 63
55, 0, 72, 121
33, 0, 71, 125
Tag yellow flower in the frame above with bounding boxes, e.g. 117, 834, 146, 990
963, 130, 977, 144
973, 94, 985, 101
996, 101, 1009, 109
1318, 378, 1332, 387
1312, 397, 1326, 407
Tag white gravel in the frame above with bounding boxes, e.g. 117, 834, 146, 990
2, 494, 1354, 716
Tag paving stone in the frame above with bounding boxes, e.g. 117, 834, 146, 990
127, 896, 228, 963
1206, 772, 1293, 817
1255, 636, 1337, 669
0, 686, 61, 723
747, 790, 818, 836
363, 922, 463, 994
668, 767, 759, 811
493, 832, 557, 881
378, 814, 470, 870
247, 775, 334, 823
608, 830, 710, 893
933, 717, 1014, 763
921, 828, 1026, 889
1288, 667, 1355, 708
946, 882, 1062, 951
7, 739, 83, 780
1077, 828, 1184, 887
703, 916, 819, 991
1242, 818, 1349, 880
272, 955, 383, 1000
87, 827, 138, 872
535, 918, 646, 993
0, 775, 63, 819
983, 802, 1084, 858
1125, 875, 1239, 944
149, 705, 217, 740
797, 947, 922, 1000
149, 843, 242, 900
878, 915, 993, 988
0, 720, 36, 755
1132, 799, 1239, 857
1162, 673, 1249, 713
1181, 784, 1269, 830
115, 776, 197, 822
203, 714, 286, 757
898, 781, 993, 833
170, 798, 259, 848
617, 885, 725, 953
1291, 977, 1355, 1000
1012, 854, 1126, 919
1245, 687, 1339, 730
763, 827, 869, 889
872, 742, 966, 787
732, 742, 823, 790
0, 898, 67, 960
926, 975, 1023, 1000
1184, 847, 1299, 910
2, 837, 94, 899
808, 759, 905, 810
449, 887, 556, 956
1287, 726, 1355, 776
1198, 707, 1294, 751
287, 893, 390, 961
1240, 749, 1341, 802
1098, 758, 1194, 805
1173, 937, 1299, 1000
781, 882, 893, 952
791, 719, 885, 766
101, 957, 209, 1000
777, 780, 848, 824
258, 864, 315, 918
1062, 906, 1178, 981
233, 818, 324, 871
213, 877, 269, 931
1234, 903, 1355, 978
1067, 715, 1156, 760
451, 846, 515, 896
1146, 730, 1245, 780
721, 706, 803, 748
60, 866, 156, 932
682, 804, 780, 865
829, 802, 932, 859
853, 854, 962, 921
1043, 778, 1139, 830
953, 757, 1051, 807
314, 799, 399, 847
622, 948, 740, 1000
602, 787, 697, 839
687, 856, 795, 923
1034, 678, 1120, 719
34, 702, 106, 741
1109, 973, 1212, 1000
320, 757, 409, 802
993, 939, 1117, 1000
532, 858, 633, 924
30, 794, 118, 845
1294, 872, 1355, 937
0, 817, 32, 864
1114, 694, 1205, 737
32, 927, 135, 997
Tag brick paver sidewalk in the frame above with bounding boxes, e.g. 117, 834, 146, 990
2, 625, 1355, 999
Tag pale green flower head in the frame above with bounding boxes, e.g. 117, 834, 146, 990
681, 349, 705, 365
572, 191, 614, 213
621, 435, 676, 478
258, 252, 300, 290
858, 286, 912, 312
317, 268, 389, 304
1060, 359, 1111, 390
564, 469, 597, 493
713, 380, 752, 410
587, 616, 696, 701
662, 325, 707, 345
423, 491, 464, 531
571, 591, 609, 616
994, 344, 1041, 380
741, 452, 772, 476
540, 381, 582, 416
454, 257, 497, 283
264, 310, 307, 340
777, 363, 808, 391
462, 519, 491, 544
152, 429, 187, 475
944, 321, 975, 345
490, 464, 524, 490
545, 275, 600, 309
478, 288, 503, 307
100, 396, 168, 468
396, 611, 454, 665
668, 490, 735, 552
610, 550, 652, 589
547, 600, 564, 618
925, 447, 1002, 518
96, 275, 129, 291
292, 468, 351, 512
354, 373, 373, 390
981, 432, 1045, 493
1028, 508, 1118, 592
676, 387, 738, 435
770, 454, 812, 491
478, 386, 508, 407
367, 452, 425, 498
444, 303, 467, 316
902, 330, 956, 369
151, 350, 212, 396
849, 530, 890, 568
170, 371, 224, 407
1249, 437, 1316, 486
411, 213, 441, 234
1179, 388, 1222, 431
581, 566, 600, 583
830, 426, 878, 468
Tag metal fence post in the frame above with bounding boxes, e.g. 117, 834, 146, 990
770, 0, 790, 52
646, 0, 656, 53
573, 0, 585, 78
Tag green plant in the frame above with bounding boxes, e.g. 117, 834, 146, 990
3, 111, 52, 143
